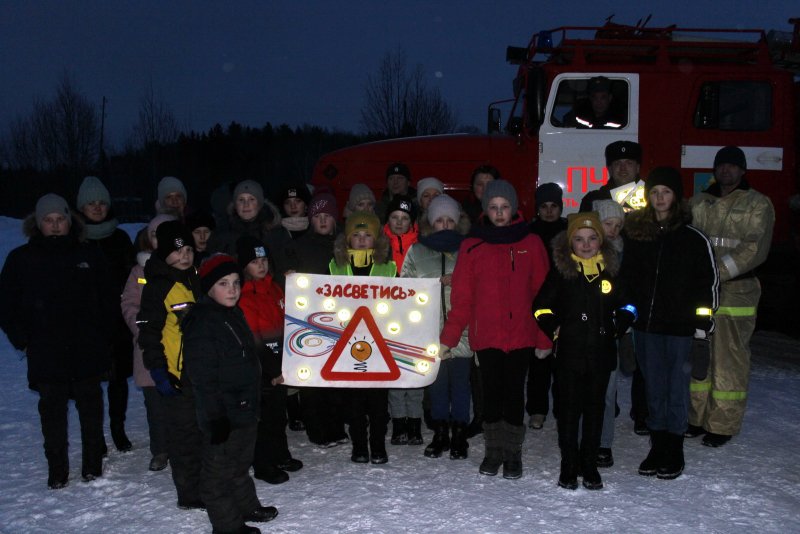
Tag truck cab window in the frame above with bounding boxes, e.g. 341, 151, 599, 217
551, 77, 629, 129
693, 81, 772, 131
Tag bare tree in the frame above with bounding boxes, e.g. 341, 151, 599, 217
4, 72, 99, 176
361, 48, 457, 137
129, 84, 181, 150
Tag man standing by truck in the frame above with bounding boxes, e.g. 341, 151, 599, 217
579, 140, 642, 212
688, 146, 775, 447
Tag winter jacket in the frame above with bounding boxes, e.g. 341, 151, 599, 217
532, 232, 625, 373
121, 252, 154, 387
328, 231, 397, 277
182, 297, 262, 433
285, 231, 337, 275
401, 222, 471, 358
238, 275, 285, 380
621, 202, 719, 337
209, 200, 282, 256
383, 222, 419, 274
0, 214, 115, 386
136, 254, 200, 378
690, 179, 774, 283
440, 216, 550, 353
529, 217, 568, 266
263, 222, 307, 287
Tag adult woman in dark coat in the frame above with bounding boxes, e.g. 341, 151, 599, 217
76, 176, 137, 452
0, 194, 115, 488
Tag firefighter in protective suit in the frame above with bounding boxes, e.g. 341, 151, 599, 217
687, 146, 774, 447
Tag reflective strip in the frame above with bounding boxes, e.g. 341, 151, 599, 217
715, 306, 756, 317
712, 390, 747, 401
137, 277, 147, 285
690, 382, 712, 393
709, 237, 741, 248
696, 307, 713, 317
534, 309, 554, 319
720, 254, 739, 278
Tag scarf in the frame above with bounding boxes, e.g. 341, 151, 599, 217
85, 218, 118, 240
571, 252, 605, 283
418, 230, 464, 253
281, 216, 309, 232
348, 248, 374, 268
470, 216, 530, 245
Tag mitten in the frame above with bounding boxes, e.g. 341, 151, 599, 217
614, 305, 637, 339
690, 338, 711, 381
208, 417, 231, 445
534, 348, 552, 360
438, 344, 452, 360
533, 309, 559, 341
150, 367, 181, 397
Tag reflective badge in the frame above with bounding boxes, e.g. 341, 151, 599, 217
601, 280, 612, 294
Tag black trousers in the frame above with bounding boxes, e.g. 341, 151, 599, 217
163, 381, 203, 504
476, 348, 530, 427
252, 384, 291, 474
302, 386, 347, 444
526, 353, 558, 417
142, 386, 170, 456
37, 376, 104, 477
347, 388, 389, 451
555, 366, 610, 471
201, 423, 261, 533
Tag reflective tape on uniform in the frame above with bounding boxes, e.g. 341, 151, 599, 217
715, 306, 756, 317
690, 382, 712, 393
709, 236, 741, 248
534, 309, 554, 319
712, 390, 747, 401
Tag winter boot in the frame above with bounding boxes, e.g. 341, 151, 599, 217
657, 433, 685, 480
424, 420, 450, 458
638, 430, 666, 476
557, 456, 579, 490
702, 432, 731, 448
449, 421, 469, 460
149, 453, 169, 472
581, 453, 603, 490
478, 421, 503, 476
253, 465, 289, 485
596, 447, 614, 468
390, 418, 408, 445
46, 447, 69, 489
407, 418, 424, 445
502, 421, 526, 480
369, 435, 388, 464
684, 424, 706, 438
111, 421, 132, 452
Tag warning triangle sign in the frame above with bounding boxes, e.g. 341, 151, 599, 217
320, 306, 401, 381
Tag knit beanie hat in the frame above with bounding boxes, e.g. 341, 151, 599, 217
345, 211, 380, 242
645, 166, 683, 199
567, 212, 604, 246
76, 176, 111, 209
35, 193, 71, 228
184, 210, 216, 232
235, 234, 269, 269
278, 183, 311, 206
233, 180, 264, 207
713, 146, 747, 171
482, 179, 519, 214
157, 176, 187, 206
592, 199, 625, 223
155, 220, 193, 261
427, 194, 461, 225
147, 214, 177, 241
416, 177, 444, 204
535, 182, 563, 211
199, 253, 241, 294
308, 192, 338, 219
386, 162, 411, 180
386, 194, 416, 221
605, 141, 642, 167
347, 184, 376, 212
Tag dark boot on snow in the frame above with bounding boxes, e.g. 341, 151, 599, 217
479, 421, 503, 476
502, 422, 525, 480
390, 417, 408, 445
407, 418, 423, 445
449, 421, 469, 460
424, 420, 450, 458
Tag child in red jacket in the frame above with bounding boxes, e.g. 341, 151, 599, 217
236, 234, 303, 485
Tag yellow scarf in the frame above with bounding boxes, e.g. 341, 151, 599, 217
349, 249, 374, 268
571, 252, 605, 282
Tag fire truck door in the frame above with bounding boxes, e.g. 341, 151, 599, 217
538, 73, 640, 214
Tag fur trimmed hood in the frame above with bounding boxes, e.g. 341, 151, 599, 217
226, 198, 282, 233
332, 231, 391, 267
22, 211, 87, 242
550, 230, 621, 279
623, 200, 692, 242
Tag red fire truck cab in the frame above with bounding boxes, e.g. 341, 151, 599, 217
312, 19, 800, 242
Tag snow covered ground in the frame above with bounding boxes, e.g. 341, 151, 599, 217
0, 216, 798, 533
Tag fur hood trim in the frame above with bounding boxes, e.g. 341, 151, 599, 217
22, 210, 87, 242
332, 231, 391, 267
551, 230, 621, 279
227, 199, 282, 232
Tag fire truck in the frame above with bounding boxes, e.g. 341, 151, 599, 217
312, 18, 800, 242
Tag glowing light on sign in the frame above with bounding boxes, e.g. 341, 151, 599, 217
297, 366, 311, 381
387, 322, 400, 335
337, 309, 351, 322
409, 310, 422, 323
416, 293, 429, 305
376, 302, 389, 315
426, 344, 439, 356
415, 360, 431, 373
322, 298, 336, 311
296, 276, 310, 289
295, 296, 308, 309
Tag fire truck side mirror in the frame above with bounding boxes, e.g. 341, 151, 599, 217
488, 108, 502, 134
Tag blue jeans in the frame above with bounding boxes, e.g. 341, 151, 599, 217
634, 331, 693, 435
429, 357, 471, 423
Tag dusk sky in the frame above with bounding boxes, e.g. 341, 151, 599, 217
1, 1, 797, 148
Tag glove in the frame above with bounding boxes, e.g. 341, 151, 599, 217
208, 417, 231, 445
695, 317, 715, 338
534, 348, 552, 360
534, 313, 559, 341
438, 344, 452, 360
613, 308, 636, 339
150, 367, 181, 397
690, 338, 711, 381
